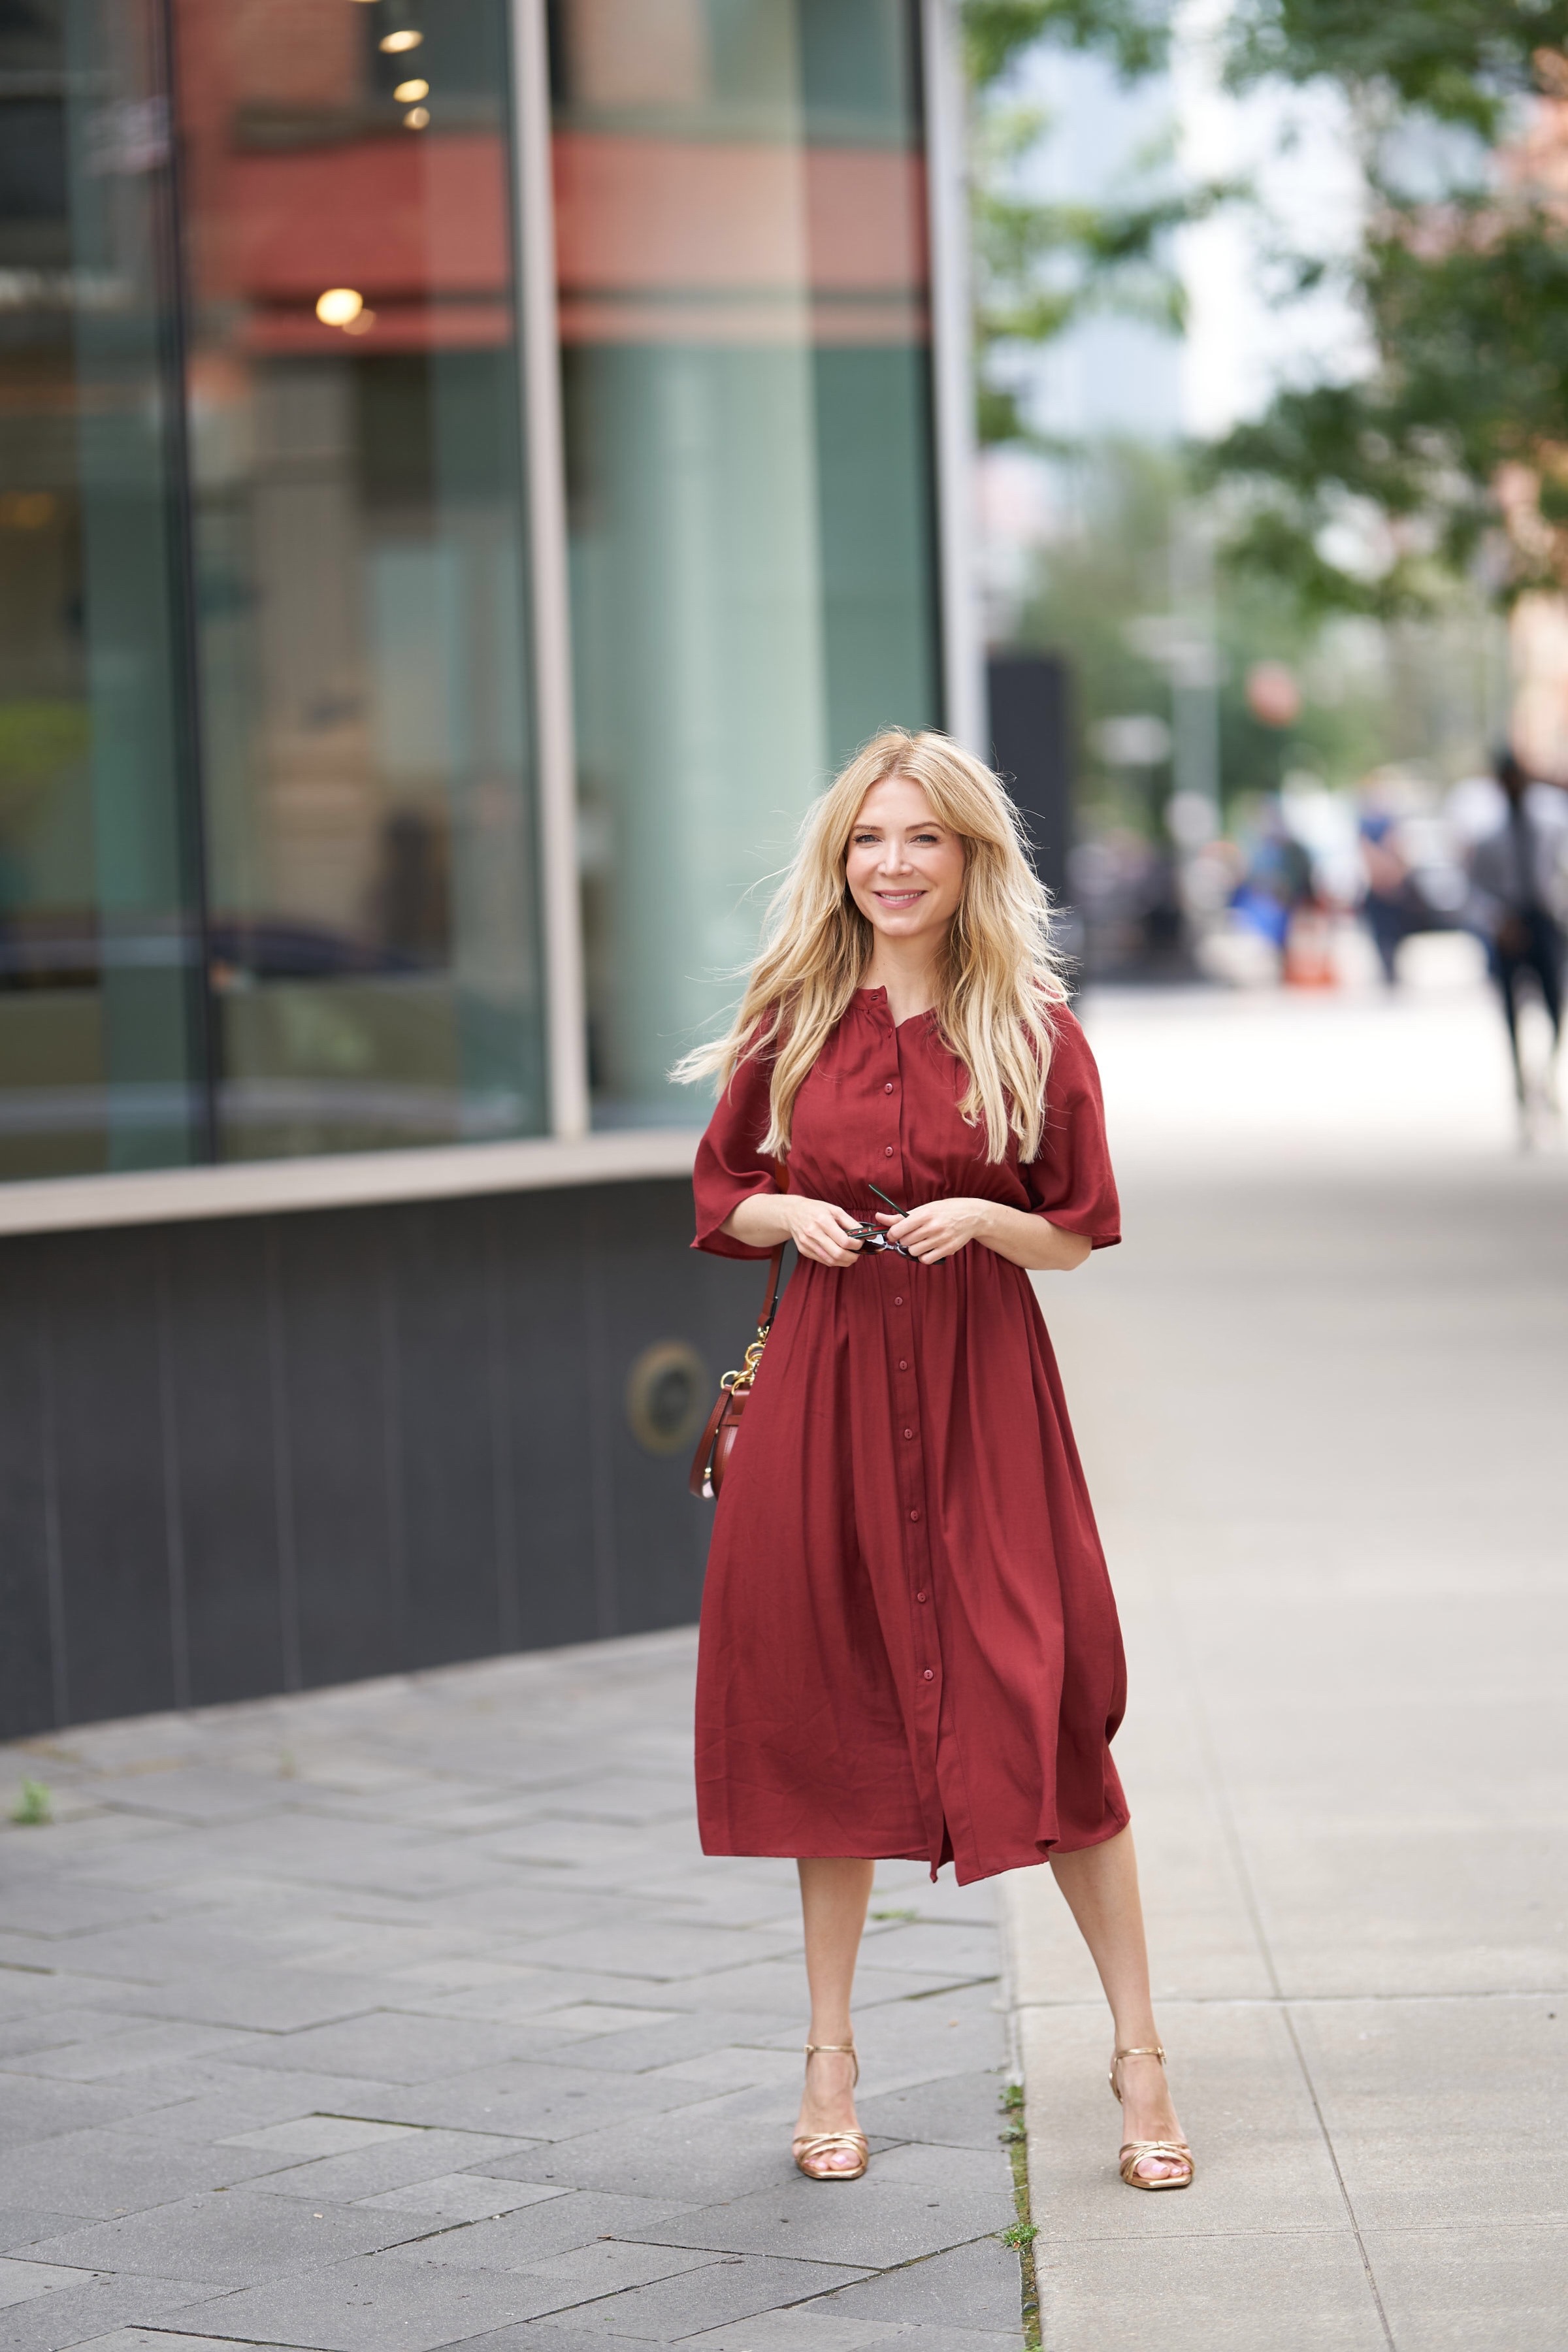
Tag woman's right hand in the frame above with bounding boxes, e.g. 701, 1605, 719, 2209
784, 1196, 867, 1267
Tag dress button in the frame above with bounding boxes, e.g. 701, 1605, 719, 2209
898, 1358, 908, 1371
922, 1668, 934, 1681
893, 1295, 904, 1307
916, 1588, 928, 1601
884, 1081, 894, 1094
909, 1509, 919, 1522
903, 1426, 914, 1439
884, 1145, 894, 1158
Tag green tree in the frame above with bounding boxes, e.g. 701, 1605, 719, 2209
964, 1, 1214, 446
1213, 1, 1568, 612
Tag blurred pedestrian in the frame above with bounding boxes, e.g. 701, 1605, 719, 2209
1466, 749, 1567, 1130
1358, 805, 1411, 985
678, 728, 1193, 2194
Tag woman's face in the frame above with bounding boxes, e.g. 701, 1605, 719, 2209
845, 774, 966, 948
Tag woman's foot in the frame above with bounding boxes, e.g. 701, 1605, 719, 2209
792, 2042, 868, 2180
1111, 2046, 1192, 2187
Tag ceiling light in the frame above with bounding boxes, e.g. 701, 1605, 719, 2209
315, 287, 364, 327
403, 105, 430, 128
393, 77, 428, 101
380, 27, 422, 52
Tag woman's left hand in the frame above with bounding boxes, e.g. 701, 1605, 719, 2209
876, 1198, 996, 1264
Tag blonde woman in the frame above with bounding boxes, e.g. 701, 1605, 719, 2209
680, 729, 1191, 2192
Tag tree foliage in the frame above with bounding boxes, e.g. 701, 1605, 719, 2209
1212, 1, 1568, 611
964, 1, 1209, 446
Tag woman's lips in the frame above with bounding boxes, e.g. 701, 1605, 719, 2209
874, 889, 923, 908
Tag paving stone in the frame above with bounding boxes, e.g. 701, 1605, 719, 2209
0, 2077, 185, 2152
813, 2238, 1025, 2336
382, 2189, 704, 2268
356, 2176, 570, 2224
0, 2010, 148, 2064
24, 2188, 436, 2285
0, 2128, 290, 2220
328, 2060, 717, 2141
0, 2212, 79, 2255
0, 2258, 94, 2310
49, 2335, 301, 2351
102, 1970, 392, 2034
478, 2106, 807, 2206
3, 2021, 258, 2082
850, 2072, 1009, 2153
253, 2131, 540, 2205
513, 2253, 872, 2340
621, 2176, 1008, 2270
0, 2272, 215, 2352
683, 2317, 1021, 2350
221, 2012, 564, 2085
221, 2115, 419, 2159
161, 2250, 637, 2351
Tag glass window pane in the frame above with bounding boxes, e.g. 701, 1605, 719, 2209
554, 0, 941, 1130
0, 0, 206, 1179
173, 0, 547, 1158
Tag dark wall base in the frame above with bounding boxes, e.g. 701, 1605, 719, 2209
0, 1179, 761, 1742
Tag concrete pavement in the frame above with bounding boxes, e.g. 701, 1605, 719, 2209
1004, 972, 1568, 2349
3, 962, 1564, 2350
0, 1639, 1022, 2351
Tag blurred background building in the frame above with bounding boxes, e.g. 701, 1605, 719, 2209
0, 0, 977, 1737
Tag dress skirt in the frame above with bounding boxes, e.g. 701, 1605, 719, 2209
691, 990, 1130, 1887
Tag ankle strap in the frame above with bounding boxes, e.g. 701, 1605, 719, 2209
1114, 2044, 1166, 2062
805, 2041, 856, 2054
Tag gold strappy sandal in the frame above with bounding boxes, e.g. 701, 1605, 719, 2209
1109, 2043, 1194, 2191
792, 2042, 869, 2182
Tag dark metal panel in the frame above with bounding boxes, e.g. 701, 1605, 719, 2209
589, 1183, 713, 1639
386, 1200, 504, 1669
44, 1230, 178, 1727
163, 1218, 287, 1705
989, 651, 1073, 908
274, 1210, 404, 1691
0, 1249, 58, 1738
490, 1187, 600, 1652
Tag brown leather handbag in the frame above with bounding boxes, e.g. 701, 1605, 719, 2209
689, 1245, 787, 1501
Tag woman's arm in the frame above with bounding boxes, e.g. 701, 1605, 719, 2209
879, 1199, 1092, 1271
723, 1192, 869, 1268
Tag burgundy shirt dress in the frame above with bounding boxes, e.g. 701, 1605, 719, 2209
691, 989, 1130, 1887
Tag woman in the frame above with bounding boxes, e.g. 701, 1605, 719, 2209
678, 728, 1191, 2192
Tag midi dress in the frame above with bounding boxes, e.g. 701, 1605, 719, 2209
691, 988, 1130, 1887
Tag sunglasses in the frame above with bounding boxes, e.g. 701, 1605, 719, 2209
849, 1182, 924, 1260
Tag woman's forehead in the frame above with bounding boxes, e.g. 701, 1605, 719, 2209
853, 774, 943, 826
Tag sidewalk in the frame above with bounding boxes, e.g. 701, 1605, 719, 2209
3, 970, 1563, 2352
1004, 976, 1567, 2350
0, 1637, 1022, 2351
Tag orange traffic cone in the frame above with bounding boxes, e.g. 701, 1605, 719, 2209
1284, 902, 1337, 988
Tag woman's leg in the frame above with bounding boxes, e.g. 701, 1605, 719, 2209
794, 1857, 875, 2171
1050, 1827, 1188, 2181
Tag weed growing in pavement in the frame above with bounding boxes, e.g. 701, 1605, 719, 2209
1000, 2079, 1041, 2349
11, 1778, 52, 1825
870, 1906, 919, 1923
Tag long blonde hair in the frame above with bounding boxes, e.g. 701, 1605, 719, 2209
673, 728, 1070, 1162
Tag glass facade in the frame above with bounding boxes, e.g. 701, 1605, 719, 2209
176, 0, 547, 1158
555, 0, 941, 1126
0, 0, 943, 1182
0, 0, 206, 1178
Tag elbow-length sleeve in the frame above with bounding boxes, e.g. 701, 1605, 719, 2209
1022, 1007, 1121, 1247
692, 1047, 782, 1259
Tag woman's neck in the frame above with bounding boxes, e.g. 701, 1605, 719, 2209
864, 937, 942, 1027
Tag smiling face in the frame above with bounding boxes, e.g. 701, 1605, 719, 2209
844, 774, 966, 950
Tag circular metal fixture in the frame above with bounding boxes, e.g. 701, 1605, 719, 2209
625, 1341, 709, 1457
